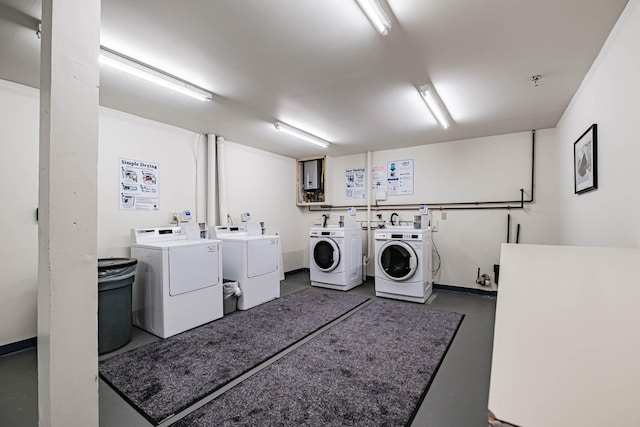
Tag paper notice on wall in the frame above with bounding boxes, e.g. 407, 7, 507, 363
119, 158, 159, 210
371, 165, 387, 192
345, 167, 366, 200
387, 159, 414, 195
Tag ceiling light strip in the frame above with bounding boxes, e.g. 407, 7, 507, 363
355, 0, 392, 36
99, 46, 213, 102
274, 122, 330, 148
418, 84, 451, 129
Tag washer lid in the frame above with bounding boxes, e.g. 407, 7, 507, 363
378, 241, 418, 281
247, 237, 279, 277
312, 238, 340, 272
168, 242, 221, 296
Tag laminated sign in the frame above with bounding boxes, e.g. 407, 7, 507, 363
387, 159, 414, 195
120, 158, 159, 210
345, 167, 366, 200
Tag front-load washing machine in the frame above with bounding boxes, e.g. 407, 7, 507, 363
310, 226, 363, 291
130, 227, 223, 338
212, 225, 280, 310
374, 226, 432, 303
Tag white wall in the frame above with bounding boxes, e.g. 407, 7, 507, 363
329, 133, 534, 207
316, 130, 560, 289
0, 82, 204, 345
0, 81, 39, 346
98, 108, 201, 257
221, 140, 307, 272
556, 0, 640, 248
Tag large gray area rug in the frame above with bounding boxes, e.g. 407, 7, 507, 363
99, 288, 369, 425
175, 298, 463, 426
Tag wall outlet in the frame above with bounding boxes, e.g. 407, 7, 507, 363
169, 212, 179, 224
432, 218, 439, 232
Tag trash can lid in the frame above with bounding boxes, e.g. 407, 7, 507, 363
98, 257, 137, 272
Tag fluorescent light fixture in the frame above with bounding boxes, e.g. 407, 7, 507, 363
418, 84, 451, 129
99, 46, 213, 102
274, 121, 330, 148
355, 0, 392, 36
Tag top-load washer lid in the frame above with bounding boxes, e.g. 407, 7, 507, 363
312, 237, 340, 272
247, 236, 279, 277
168, 241, 222, 296
378, 240, 418, 281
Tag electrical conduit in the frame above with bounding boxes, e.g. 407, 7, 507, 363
195, 134, 207, 225
206, 134, 217, 228
364, 150, 372, 278
216, 136, 229, 226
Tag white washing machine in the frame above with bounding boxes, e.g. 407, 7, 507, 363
309, 226, 363, 291
130, 227, 223, 338
374, 226, 432, 303
212, 225, 280, 310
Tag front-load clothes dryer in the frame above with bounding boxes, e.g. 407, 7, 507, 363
309, 226, 363, 291
374, 226, 432, 303
130, 227, 223, 338
212, 225, 280, 310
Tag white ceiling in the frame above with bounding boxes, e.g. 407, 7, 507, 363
0, 0, 629, 159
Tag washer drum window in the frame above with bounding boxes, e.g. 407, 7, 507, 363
313, 238, 340, 272
378, 241, 418, 281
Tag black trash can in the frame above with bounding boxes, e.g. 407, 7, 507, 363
98, 257, 137, 355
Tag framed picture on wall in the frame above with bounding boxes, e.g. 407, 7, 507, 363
574, 124, 598, 194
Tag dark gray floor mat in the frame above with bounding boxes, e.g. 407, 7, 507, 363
99, 288, 369, 425
175, 298, 463, 426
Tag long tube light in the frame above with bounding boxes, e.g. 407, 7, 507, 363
418, 84, 451, 129
355, 0, 392, 36
99, 46, 213, 102
273, 121, 330, 148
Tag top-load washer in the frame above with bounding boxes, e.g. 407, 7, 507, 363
309, 225, 363, 291
211, 225, 280, 310
374, 226, 432, 303
130, 227, 223, 338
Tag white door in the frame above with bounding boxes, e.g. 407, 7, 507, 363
247, 238, 279, 277
169, 243, 220, 296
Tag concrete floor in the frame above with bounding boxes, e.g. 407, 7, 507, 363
0, 271, 496, 426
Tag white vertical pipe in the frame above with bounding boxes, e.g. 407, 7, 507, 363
206, 134, 217, 227
216, 136, 229, 225
195, 134, 207, 224
364, 150, 372, 278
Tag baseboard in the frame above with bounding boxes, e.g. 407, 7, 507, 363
364, 276, 497, 297
0, 337, 36, 356
433, 283, 497, 296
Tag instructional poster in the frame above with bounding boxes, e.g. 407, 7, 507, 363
371, 165, 387, 192
119, 158, 159, 210
345, 167, 366, 200
387, 159, 414, 195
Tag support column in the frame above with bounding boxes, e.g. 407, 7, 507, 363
38, 0, 101, 425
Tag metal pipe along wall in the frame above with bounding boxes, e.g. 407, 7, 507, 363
206, 134, 217, 227
216, 136, 229, 225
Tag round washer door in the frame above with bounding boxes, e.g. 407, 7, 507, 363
378, 241, 418, 281
312, 238, 340, 272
